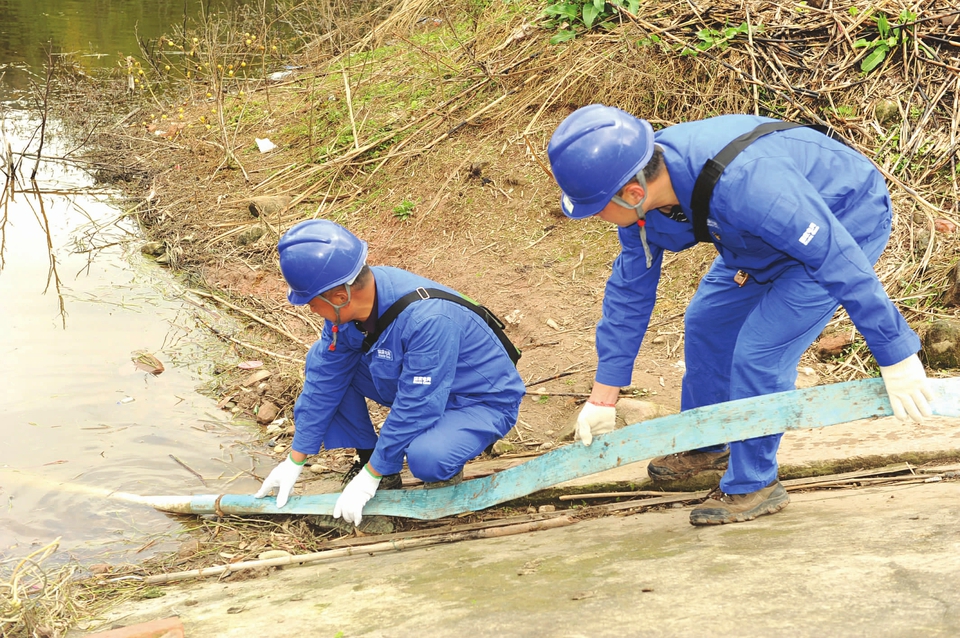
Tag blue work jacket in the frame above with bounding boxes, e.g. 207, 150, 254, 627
292, 266, 525, 475
595, 115, 920, 387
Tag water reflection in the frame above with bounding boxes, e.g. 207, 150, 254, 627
0, 99, 262, 563
0, 0, 259, 92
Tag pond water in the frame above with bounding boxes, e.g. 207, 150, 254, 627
1, 2, 268, 565
0, 0, 254, 87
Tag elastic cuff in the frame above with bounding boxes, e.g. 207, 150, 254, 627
363, 463, 382, 479
594, 368, 634, 388
289, 453, 307, 466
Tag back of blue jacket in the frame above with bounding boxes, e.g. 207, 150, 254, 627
595, 115, 919, 387
292, 266, 525, 475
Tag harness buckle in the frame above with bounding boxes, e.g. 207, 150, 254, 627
734, 270, 749, 287
415, 287, 431, 300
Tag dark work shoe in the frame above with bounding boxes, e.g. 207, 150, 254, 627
341, 461, 402, 490
689, 480, 790, 526
341, 459, 364, 486
423, 469, 464, 490
648, 449, 730, 481
340, 448, 375, 486
379, 473, 403, 490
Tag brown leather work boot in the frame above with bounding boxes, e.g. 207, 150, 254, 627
689, 480, 790, 525
647, 449, 730, 481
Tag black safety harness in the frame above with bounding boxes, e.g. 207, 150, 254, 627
360, 287, 522, 365
689, 121, 847, 244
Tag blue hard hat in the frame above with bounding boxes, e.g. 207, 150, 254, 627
277, 220, 368, 305
547, 104, 655, 219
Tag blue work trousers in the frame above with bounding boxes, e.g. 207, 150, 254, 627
319, 364, 517, 482
682, 234, 888, 493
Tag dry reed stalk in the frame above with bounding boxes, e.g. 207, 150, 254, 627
1, 539, 82, 638
198, 318, 306, 364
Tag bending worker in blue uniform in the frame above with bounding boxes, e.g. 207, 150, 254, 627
548, 104, 933, 525
255, 220, 525, 525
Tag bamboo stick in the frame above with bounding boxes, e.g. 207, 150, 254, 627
144, 516, 576, 584
560, 490, 690, 501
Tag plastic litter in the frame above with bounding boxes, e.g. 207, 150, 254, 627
255, 138, 277, 153
117, 396, 135, 405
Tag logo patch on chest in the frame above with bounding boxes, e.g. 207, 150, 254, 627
799, 222, 820, 246
376, 348, 393, 360
412, 376, 432, 385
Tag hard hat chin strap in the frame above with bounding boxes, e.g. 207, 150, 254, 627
316, 283, 353, 351
610, 171, 653, 269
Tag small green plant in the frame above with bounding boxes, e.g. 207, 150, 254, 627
854, 10, 934, 73
542, 0, 640, 44
680, 22, 754, 56
854, 13, 898, 72
637, 34, 661, 48
833, 104, 856, 118
393, 199, 415, 220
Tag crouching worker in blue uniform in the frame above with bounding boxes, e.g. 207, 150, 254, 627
548, 104, 933, 526
254, 220, 525, 525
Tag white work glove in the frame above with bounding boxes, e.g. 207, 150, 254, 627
879, 353, 933, 423
574, 401, 617, 447
333, 465, 381, 526
254, 455, 304, 508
